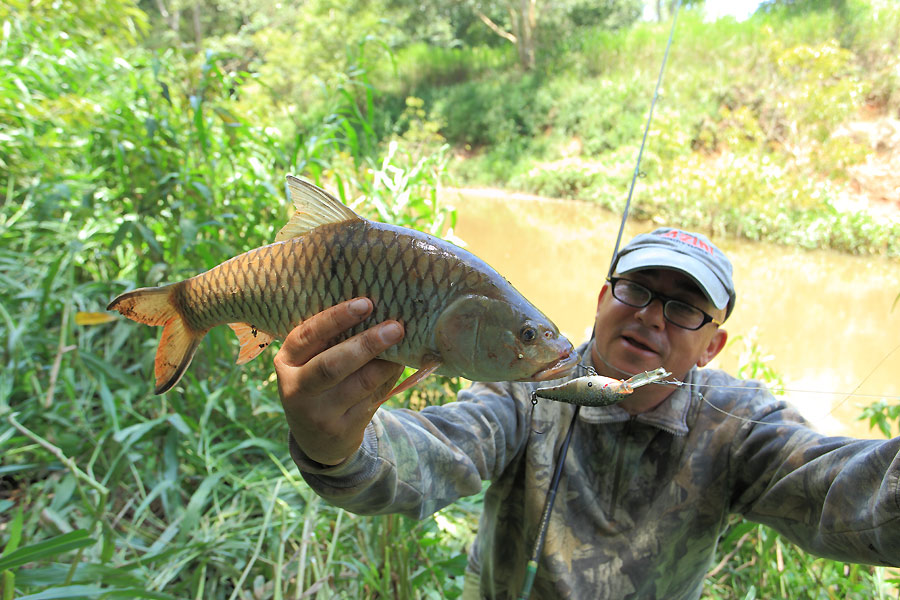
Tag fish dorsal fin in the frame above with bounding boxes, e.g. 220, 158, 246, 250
276, 176, 362, 242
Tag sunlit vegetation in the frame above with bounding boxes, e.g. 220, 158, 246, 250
1, 0, 898, 598
427, 6, 900, 255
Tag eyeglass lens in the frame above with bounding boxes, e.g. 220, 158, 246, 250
611, 279, 707, 330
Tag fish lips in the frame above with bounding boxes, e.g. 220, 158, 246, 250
526, 349, 580, 382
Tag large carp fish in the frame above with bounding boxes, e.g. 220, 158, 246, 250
108, 176, 577, 395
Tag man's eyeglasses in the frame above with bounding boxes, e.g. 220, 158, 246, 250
606, 277, 722, 330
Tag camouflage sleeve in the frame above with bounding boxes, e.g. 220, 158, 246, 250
290, 381, 533, 519
728, 390, 900, 565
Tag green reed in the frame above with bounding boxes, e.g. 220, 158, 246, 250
0, 4, 467, 597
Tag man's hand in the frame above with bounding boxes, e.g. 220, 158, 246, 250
274, 298, 406, 466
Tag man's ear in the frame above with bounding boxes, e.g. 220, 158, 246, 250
596, 284, 609, 312
696, 328, 728, 368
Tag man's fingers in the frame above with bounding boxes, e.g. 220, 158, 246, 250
301, 321, 404, 394
276, 298, 373, 368
340, 360, 406, 424
349, 359, 406, 405
273, 301, 408, 466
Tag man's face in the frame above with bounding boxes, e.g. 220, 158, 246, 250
591, 268, 728, 381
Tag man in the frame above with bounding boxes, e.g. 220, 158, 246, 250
274, 227, 900, 599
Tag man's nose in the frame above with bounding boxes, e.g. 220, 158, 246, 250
635, 298, 666, 328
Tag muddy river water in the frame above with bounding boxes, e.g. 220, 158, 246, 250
443, 188, 900, 439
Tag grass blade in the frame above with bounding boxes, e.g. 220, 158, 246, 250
0, 531, 96, 572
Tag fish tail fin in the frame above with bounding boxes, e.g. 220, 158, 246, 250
108, 285, 204, 394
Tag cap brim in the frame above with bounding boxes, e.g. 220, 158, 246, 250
616, 248, 731, 310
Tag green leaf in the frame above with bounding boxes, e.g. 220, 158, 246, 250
181, 473, 225, 535
16, 586, 175, 600
101, 590, 176, 599
165, 413, 192, 436
190, 181, 212, 202
213, 106, 242, 127
0, 464, 38, 476
720, 519, 757, 547
0, 531, 96, 572
110, 221, 133, 251
159, 80, 172, 105
133, 222, 163, 258
99, 523, 115, 564
48, 474, 76, 512
38, 253, 65, 326
1, 505, 24, 557
98, 378, 118, 432
112, 415, 168, 447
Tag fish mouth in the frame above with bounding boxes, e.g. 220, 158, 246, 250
527, 350, 580, 382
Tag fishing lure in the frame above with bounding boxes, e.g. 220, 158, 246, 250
532, 367, 671, 407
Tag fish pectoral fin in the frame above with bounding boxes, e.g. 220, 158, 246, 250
380, 361, 443, 405
228, 323, 276, 365
276, 177, 363, 242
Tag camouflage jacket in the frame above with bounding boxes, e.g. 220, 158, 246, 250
291, 344, 900, 599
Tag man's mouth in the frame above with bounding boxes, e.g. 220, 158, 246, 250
621, 334, 657, 354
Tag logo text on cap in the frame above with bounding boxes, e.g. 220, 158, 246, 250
660, 229, 714, 255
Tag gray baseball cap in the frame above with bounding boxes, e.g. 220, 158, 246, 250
613, 228, 736, 320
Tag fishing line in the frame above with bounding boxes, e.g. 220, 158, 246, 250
688, 390, 775, 426
596, 336, 900, 427
658, 340, 900, 423
594, 353, 900, 429
823, 340, 900, 413
657, 380, 900, 401
519, 4, 683, 599
653, 380, 900, 428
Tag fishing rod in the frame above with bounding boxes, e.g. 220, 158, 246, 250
517, 3, 683, 598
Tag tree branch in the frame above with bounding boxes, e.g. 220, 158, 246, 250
191, 2, 203, 49
475, 10, 517, 44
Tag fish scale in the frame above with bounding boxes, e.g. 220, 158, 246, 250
107, 176, 577, 395
178, 221, 459, 365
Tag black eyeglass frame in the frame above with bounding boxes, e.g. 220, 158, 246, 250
606, 277, 722, 330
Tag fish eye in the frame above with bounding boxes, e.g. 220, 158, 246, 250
520, 326, 537, 343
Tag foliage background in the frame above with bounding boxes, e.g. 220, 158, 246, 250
1, 0, 899, 598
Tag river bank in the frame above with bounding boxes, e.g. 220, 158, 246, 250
442, 187, 900, 439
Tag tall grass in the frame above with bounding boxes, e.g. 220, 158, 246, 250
0, 4, 470, 598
